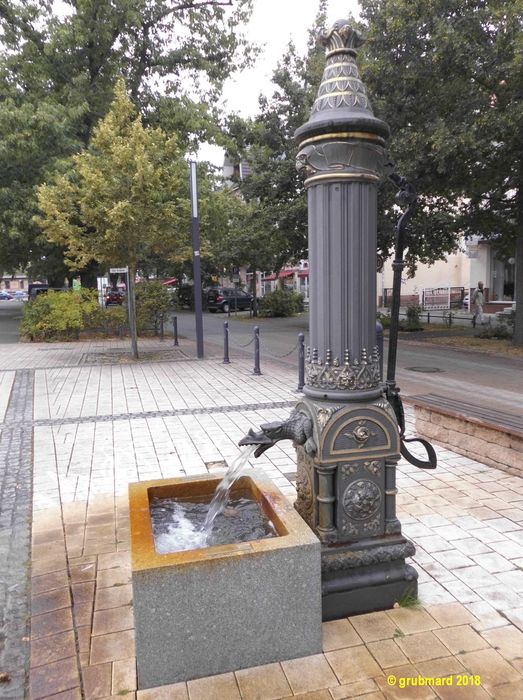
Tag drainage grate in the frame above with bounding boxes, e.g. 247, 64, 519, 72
205, 460, 228, 471
405, 366, 443, 373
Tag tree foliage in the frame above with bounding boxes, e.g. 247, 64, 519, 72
224, 2, 328, 271
36, 81, 191, 270
358, 0, 523, 340
0, 0, 254, 277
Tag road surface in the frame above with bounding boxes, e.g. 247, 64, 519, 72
0, 299, 23, 343
172, 310, 523, 415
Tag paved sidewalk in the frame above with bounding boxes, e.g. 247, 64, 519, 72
1, 338, 523, 699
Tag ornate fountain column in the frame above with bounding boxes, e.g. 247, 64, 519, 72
294, 20, 417, 619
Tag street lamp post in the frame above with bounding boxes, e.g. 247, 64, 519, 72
189, 161, 204, 359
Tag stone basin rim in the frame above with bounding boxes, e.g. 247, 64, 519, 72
129, 470, 319, 572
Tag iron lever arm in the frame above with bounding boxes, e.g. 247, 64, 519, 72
383, 161, 437, 469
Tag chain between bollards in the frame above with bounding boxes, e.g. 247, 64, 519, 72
253, 326, 261, 375
297, 332, 305, 390
223, 321, 230, 364
173, 316, 179, 346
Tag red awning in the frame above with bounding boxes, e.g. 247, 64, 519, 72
278, 270, 295, 278
161, 278, 178, 286
263, 274, 277, 281
298, 271, 309, 278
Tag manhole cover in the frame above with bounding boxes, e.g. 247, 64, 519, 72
405, 366, 443, 373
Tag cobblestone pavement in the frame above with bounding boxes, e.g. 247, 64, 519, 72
1, 339, 523, 699
0, 370, 34, 698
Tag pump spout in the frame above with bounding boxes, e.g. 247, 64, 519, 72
239, 411, 316, 458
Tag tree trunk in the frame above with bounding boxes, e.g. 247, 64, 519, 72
79, 259, 99, 289
250, 269, 258, 317
513, 234, 523, 345
127, 266, 139, 359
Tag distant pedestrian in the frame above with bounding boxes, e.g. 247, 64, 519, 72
472, 281, 485, 328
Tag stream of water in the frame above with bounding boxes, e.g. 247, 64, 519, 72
201, 445, 256, 536
150, 445, 269, 553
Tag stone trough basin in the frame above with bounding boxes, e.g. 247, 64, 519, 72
129, 470, 321, 690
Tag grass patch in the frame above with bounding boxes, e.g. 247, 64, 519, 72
424, 336, 523, 358
395, 591, 420, 609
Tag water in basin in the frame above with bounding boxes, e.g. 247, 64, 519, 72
150, 495, 277, 553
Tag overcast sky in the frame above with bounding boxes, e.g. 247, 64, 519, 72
200, 0, 361, 164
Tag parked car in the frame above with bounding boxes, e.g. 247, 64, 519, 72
105, 289, 125, 307
14, 290, 28, 301
0, 291, 13, 301
28, 283, 50, 299
207, 287, 253, 313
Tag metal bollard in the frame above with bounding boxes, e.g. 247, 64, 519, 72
159, 314, 164, 341
223, 321, 230, 364
173, 316, 179, 346
427, 312, 430, 325
253, 326, 261, 375
449, 312, 453, 326
297, 332, 305, 390
376, 320, 384, 380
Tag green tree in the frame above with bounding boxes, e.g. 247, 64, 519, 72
359, 0, 523, 342
36, 81, 191, 357
206, 191, 286, 313
226, 2, 328, 271
0, 0, 254, 278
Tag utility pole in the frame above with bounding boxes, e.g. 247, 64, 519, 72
189, 161, 204, 359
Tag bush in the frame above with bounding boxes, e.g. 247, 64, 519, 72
134, 281, 174, 333
101, 306, 128, 334
478, 323, 513, 340
401, 304, 423, 331
21, 290, 83, 340
377, 312, 391, 329
259, 289, 304, 317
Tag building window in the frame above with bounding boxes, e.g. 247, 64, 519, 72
4, 280, 10, 289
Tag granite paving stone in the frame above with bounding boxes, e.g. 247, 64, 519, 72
1, 340, 523, 698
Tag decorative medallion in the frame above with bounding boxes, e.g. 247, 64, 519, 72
344, 420, 377, 448
342, 479, 381, 521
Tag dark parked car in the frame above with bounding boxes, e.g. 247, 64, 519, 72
28, 283, 50, 299
207, 287, 253, 313
105, 289, 125, 307
0, 291, 13, 301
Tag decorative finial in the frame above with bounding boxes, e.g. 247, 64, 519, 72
295, 18, 389, 142
319, 20, 364, 57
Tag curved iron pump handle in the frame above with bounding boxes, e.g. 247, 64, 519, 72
384, 161, 437, 470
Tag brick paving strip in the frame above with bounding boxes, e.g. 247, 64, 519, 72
0, 370, 34, 699
4, 400, 297, 430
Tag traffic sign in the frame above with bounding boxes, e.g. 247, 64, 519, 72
109, 267, 128, 274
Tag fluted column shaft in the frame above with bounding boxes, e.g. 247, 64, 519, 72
308, 181, 377, 371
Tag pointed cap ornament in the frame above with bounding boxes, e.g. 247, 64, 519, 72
295, 19, 389, 142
